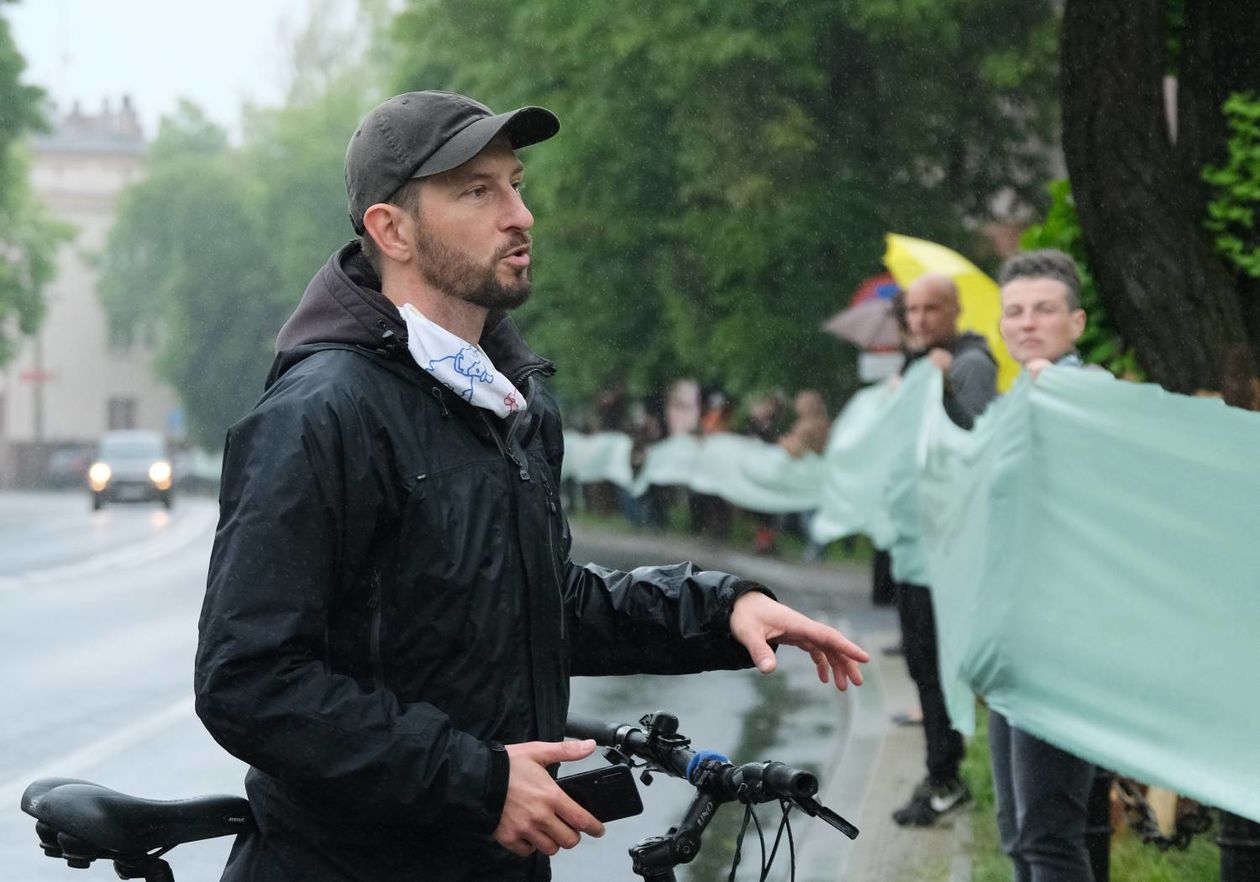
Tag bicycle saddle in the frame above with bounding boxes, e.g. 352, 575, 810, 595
22, 777, 253, 857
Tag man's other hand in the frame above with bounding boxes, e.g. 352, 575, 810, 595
1025, 357, 1052, 379
494, 740, 605, 857
927, 348, 954, 371
729, 591, 871, 691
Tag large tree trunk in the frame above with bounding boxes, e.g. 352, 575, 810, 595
1060, 0, 1253, 393
1179, 0, 1260, 368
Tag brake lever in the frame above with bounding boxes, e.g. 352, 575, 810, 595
793, 795, 860, 840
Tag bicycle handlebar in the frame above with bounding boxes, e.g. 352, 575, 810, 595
565, 711, 857, 839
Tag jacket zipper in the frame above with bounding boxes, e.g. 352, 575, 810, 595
539, 472, 566, 642
479, 410, 567, 642
482, 411, 531, 483
367, 570, 384, 689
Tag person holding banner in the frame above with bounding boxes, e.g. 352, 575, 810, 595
990, 248, 1097, 882
892, 274, 998, 827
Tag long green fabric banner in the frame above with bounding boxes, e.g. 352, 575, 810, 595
562, 363, 1260, 821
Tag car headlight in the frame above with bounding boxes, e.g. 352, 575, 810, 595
88, 462, 111, 489
149, 461, 173, 487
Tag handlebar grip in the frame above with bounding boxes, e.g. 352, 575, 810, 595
760, 761, 818, 800
564, 715, 625, 746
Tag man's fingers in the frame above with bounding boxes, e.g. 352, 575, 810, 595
502, 837, 534, 857
557, 795, 605, 838
524, 827, 564, 857
846, 657, 865, 687
809, 647, 830, 684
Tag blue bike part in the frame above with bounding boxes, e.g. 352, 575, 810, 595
686, 750, 730, 783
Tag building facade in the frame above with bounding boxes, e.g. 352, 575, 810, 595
0, 98, 180, 486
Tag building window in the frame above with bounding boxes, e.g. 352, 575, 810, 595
107, 397, 137, 430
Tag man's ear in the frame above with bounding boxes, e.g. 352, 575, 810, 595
1070, 308, 1087, 342
362, 203, 415, 264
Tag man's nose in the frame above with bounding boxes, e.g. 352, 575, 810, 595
502, 189, 534, 232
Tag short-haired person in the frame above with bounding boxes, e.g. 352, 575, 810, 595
991, 248, 1095, 881
193, 91, 870, 881
891, 273, 998, 826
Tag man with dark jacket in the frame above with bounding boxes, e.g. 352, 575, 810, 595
990, 248, 1100, 882
890, 273, 997, 827
194, 91, 869, 882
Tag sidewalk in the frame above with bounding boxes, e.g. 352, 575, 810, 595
571, 522, 972, 882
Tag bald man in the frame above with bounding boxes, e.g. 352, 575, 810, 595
903, 273, 997, 429
891, 273, 997, 827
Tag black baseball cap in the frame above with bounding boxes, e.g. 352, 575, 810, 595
345, 91, 560, 233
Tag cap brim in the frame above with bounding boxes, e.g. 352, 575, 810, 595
413, 106, 559, 180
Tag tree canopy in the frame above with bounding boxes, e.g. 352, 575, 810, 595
98, 84, 370, 449
98, 1, 1060, 444
0, 1, 69, 367
388, 0, 1060, 408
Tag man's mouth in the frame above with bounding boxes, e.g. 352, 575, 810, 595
502, 242, 531, 268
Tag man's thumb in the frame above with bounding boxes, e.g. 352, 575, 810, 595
553, 738, 597, 761
747, 641, 777, 674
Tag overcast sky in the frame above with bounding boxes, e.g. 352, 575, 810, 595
7, 0, 314, 140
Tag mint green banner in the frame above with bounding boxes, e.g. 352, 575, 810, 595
917, 362, 1260, 822
562, 363, 1260, 821
562, 430, 826, 514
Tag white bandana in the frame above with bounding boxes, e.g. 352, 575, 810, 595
398, 303, 525, 418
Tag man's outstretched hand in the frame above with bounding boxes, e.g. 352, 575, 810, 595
494, 739, 605, 858
729, 591, 870, 690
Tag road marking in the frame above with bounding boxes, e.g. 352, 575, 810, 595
0, 506, 217, 593
0, 695, 195, 808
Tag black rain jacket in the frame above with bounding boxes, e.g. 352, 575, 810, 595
194, 242, 761, 881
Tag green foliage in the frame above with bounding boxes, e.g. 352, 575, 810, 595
99, 104, 284, 448
99, 83, 372, 448
1203, 92, 1260, 279
1019, 180, 1144, 378
0, 4, 72, 366
1163, 0, 1185, 75
388, 0, 1059, 407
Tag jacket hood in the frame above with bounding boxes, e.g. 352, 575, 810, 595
270, 241, 553, 389
951, 330, 996, 362
905, 330, 997, 366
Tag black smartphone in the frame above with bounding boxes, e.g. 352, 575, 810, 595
556, 764, 643, 823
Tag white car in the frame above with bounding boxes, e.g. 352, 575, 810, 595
87, 430, 174, 510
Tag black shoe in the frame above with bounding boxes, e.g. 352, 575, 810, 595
892, 777, 971, 827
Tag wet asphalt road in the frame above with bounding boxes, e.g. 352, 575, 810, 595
0, 490, 872, 882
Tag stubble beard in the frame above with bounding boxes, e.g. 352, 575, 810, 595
414, 228, 532, 311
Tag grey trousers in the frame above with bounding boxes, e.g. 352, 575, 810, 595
989, 710, 1095, 882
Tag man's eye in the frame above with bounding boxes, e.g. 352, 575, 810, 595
512, 180, 524, 192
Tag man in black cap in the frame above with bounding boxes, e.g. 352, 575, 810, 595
194, 91, 870, 881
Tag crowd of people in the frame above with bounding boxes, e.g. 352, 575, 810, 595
569, 380, 834, 556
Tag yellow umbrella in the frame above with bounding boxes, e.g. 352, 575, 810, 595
883, 232, 1019, 391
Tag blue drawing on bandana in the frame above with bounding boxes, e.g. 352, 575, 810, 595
428, 346, 495, 402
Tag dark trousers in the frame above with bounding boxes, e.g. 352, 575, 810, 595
872, 549, 896, 606
989, 709, 1096, 882
896, 582, 964, 783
